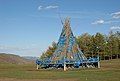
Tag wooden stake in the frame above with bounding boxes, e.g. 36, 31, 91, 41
37, 64, 39, 69
98, 61, 100, 68
64, 63, 67, 71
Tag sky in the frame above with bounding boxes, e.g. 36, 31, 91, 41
0, 0, 120, 57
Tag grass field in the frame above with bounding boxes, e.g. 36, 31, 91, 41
0, 59, 120, 81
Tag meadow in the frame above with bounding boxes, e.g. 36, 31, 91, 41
0, 59, 120, 81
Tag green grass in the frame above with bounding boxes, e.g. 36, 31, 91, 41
0, 59, 120, 81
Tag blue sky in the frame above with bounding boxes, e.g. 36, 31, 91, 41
0, 0, 120, 56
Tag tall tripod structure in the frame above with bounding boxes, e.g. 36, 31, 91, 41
49, 18, 87, 69
36, 17, 100, 70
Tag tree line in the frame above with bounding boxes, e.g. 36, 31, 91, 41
40, 31, 120, 60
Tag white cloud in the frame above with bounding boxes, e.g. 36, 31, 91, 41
92, 19, 120, 25
92, 11, 120, 25
38, 5, 59, 11
92, 19, 104, 25
38, 6, 43, 10
111, 11, 120, 19
45, 5, 58, 9
110, 26, 120, 30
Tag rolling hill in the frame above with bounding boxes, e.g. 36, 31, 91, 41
0, 53, 34, 64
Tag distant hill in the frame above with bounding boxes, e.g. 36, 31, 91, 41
22, 56, 39, 61
0, 53, 34, 64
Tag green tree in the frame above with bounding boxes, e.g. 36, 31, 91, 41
40, 42, 57, 60
108, 31, 120, 59
40, 31, 120, 60
76, 33, 92, 57
94, 33, 105, 59
115, 31, 120, 59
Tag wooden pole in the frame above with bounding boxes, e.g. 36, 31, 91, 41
37, 64, 39, 69
98, 61, 100, 68
64, 62, 67, 71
